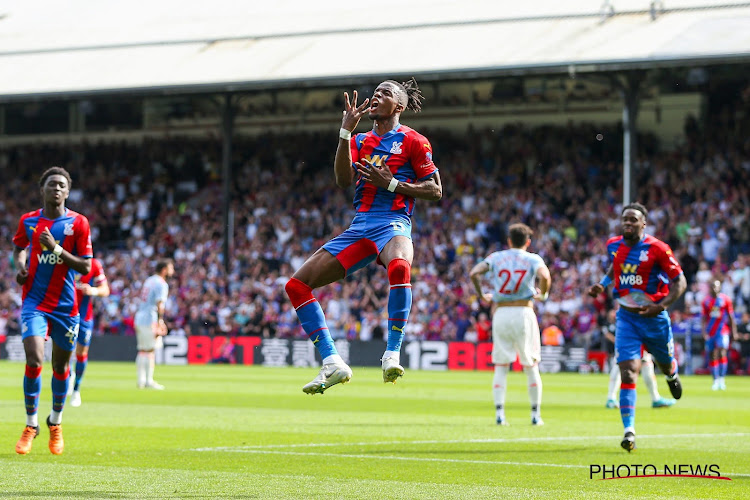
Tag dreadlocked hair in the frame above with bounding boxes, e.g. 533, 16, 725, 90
385, 78, 424, 113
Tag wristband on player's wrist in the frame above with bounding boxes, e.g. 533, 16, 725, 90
339, 128, 351, 141
598, 275, 612, 287
52, 244, 63, 256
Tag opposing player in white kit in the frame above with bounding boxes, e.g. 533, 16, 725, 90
134, 259, 174, 390
470, 223, 551, 426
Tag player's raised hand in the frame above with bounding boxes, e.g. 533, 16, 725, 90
341, 90, 370, 132
587, 284, 604, 297
39, 227, 56, 252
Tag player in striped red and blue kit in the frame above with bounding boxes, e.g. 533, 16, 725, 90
702, 279, 738, 391
67, 257, 110, 407
588, 203, 686, 452
12, 167, 93, 455
285, 78, 442, 394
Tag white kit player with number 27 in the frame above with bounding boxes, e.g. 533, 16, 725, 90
470, 223, 552, 426
134, 259, 174, 390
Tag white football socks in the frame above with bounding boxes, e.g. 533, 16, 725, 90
322, 354, 344, 366
608, 362, 620, 401
136, 353, 149, 386
524, 365, 543, 418
641, 357, 661, 402
493, 365, 509, 417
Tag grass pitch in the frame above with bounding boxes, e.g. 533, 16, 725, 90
0, 361, 748, 499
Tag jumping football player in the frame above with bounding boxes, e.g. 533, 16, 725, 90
285, 78, 442, 394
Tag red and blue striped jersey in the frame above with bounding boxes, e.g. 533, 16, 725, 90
702, 293, 733, 337
350, 124, 437, 216
76, 258, 107, 322
13, 208, 93, 316
607, 234, 682, 305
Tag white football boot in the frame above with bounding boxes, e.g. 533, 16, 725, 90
70, 390, 82, 407
381, 356, 404, 383
303, 362, 353, 394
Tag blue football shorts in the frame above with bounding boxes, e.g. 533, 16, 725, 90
705, 333, 730, 352
77, 319, 94, 347
323, 213, 412, 276
21, 310, 80, 352
615, 308, 675, 366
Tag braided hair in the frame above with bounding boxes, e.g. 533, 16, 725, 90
384, 77, 424, 113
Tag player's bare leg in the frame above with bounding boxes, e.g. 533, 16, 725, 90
290, 249, 352, 394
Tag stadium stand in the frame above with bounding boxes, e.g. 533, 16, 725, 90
1, 109, 749, 370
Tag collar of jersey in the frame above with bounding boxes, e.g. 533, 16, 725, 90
40, 208, 69, 220
371, 123, 401, 138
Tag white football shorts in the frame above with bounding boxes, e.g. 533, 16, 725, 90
135, 323, 163, 351
491, 306, 541, 366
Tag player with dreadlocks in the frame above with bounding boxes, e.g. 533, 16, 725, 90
286, 78, 442, 394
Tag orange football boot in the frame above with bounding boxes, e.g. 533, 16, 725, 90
15, 425, 39, 454
47, 416, 64, 455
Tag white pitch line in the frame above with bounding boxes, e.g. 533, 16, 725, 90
193, 432, 750, 451
191, 433, 750, 477
192, 448, 750, 477
208, 448, 590, 469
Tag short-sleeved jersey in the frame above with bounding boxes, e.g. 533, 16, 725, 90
12, 208, 93, 316
350, 124, 437, 216
76, 258, 107, 323
702, 293, 734, 337
134, 275, 169, 326
482, 248, 546, 303
607, 234, 682, 306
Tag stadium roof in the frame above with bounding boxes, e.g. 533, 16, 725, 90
0, 0, 749, 101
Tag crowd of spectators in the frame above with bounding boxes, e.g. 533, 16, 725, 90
1, 113, 750, 372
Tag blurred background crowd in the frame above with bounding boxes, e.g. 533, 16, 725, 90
1, 114, 750, 372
